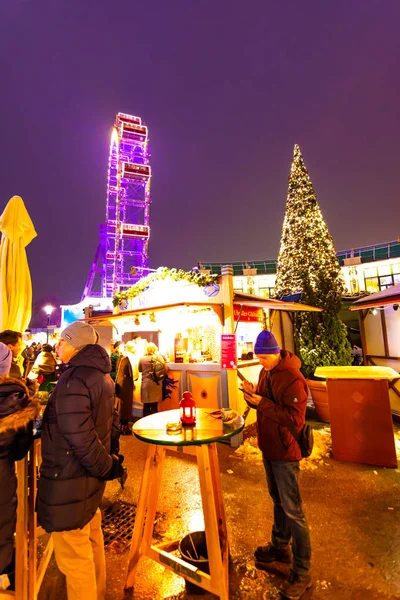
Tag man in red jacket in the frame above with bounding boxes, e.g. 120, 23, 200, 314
242, 330, 312, 600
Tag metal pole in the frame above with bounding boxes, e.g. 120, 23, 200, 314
46, 315, 50, 344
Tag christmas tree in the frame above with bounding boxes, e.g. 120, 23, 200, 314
274, 144, 352, 379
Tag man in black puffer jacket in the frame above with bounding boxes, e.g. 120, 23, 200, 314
37, 322, 123, 600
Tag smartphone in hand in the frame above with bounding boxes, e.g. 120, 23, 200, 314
238, 388, 258, 408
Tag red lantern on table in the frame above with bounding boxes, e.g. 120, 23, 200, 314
180, 391, 196, 426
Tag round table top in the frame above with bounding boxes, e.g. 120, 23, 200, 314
132, 408, 245, 446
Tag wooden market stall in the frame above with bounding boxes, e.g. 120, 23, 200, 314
350, 283, 400, 418
85, 268, 321, 425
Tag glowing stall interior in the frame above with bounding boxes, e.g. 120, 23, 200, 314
85, 271, 321, 424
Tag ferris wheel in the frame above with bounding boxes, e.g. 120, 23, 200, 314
83, 112, 152, 299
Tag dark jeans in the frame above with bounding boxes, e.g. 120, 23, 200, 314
143, 402, 158, 417
263, 457, 311, 576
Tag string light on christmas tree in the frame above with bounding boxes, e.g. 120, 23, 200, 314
274, 144, 352, 378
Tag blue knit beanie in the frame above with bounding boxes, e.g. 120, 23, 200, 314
254, 330, 280, 355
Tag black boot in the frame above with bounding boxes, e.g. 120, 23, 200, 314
280, 571, 312, 599
254, 542, 291, 563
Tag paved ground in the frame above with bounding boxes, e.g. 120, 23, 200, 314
38, 417, 400, 600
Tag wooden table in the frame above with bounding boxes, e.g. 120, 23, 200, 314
124, 408, 244, 599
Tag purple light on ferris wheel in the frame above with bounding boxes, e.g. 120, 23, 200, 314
82, 112, 152, 300
105, 113, 151, 297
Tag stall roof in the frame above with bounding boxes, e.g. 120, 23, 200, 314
82, 302, 224, 325
233, 292, 322, 312
81, 294, 321, 327
350, 284, 400, 311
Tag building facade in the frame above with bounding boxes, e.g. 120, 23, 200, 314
199, 239, 400, 298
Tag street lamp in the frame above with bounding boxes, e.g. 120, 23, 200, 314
43, 305, 55, 343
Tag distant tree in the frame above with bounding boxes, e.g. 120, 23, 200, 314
274, 144, 352, 379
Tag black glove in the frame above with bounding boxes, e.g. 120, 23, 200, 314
111, 453, 124, 464
110, 438, 120, 456
107, 457, 125, 481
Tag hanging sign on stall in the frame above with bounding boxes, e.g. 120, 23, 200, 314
220, 334, 237, 369
233, 304, 263, 322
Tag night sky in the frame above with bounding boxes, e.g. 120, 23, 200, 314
1, 0, 400, 305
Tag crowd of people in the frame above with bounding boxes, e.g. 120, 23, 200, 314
0, 324, 167, 597
0, 324, 312, 600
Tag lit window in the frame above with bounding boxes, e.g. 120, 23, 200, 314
392, 262, 400, 275
365, 277, 379, 292
364, 268, 377, 278
379, 275, 394, 287
378, 265, 391, 276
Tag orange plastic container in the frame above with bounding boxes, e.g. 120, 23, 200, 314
314, 367, 398, 468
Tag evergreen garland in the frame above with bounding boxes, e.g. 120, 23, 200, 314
113, 267, 220, 307
274, 145, 352, 379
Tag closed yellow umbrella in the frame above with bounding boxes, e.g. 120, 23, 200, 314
0, 196, 37, 332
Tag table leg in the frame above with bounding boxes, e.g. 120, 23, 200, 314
196, 444, 229, 600
125, 445, 166, 591
208, 443, 229, 591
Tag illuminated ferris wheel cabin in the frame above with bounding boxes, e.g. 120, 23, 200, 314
83, 112, 152, 300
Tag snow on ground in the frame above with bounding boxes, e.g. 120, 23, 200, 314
237, 422, 400, 468
234, 437, 262, 462
235, 427, 332, 471
301, 427, 332, 471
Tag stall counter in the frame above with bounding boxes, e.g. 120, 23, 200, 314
159, 361, 261, 426
160, 362, 228, 412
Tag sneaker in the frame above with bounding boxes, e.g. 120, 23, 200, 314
280, 571, 312, 599
254, 542, 291, 563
